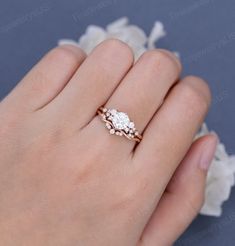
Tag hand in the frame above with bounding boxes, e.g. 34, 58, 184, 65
0, 39, 217, 246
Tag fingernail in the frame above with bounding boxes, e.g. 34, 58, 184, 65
157, 49, 182, 70
199, 133, 218, 171
59, 44, 82, 54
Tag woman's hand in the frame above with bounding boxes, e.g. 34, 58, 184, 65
0, 39, 217, 246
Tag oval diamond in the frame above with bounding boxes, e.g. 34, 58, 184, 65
112, 111, 130, 130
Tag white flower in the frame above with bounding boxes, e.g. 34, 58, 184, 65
58, 17, 235, 217
59, 17, 165, 60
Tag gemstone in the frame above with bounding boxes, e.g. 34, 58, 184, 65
129, 122, 135, 129
110, 129, 115, 134
111, 111, 130, 130
106, 123, 111, 129
124, 127, 129, 132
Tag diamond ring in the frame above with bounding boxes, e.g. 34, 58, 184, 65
97, 107, 143, 143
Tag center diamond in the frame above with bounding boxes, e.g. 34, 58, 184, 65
111, 111, 130, 130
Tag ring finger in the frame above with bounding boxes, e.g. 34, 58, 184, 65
90, 49, 182, 153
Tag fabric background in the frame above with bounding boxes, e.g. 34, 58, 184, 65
0, 0, 234, 245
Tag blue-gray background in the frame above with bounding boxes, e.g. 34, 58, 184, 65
0, 0, 234, 245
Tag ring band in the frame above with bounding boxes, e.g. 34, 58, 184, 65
97, 106, 143, 143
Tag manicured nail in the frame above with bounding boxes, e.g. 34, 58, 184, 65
58, 43, 86, 58
157, 49, 181, 70
199, 133, 218, 171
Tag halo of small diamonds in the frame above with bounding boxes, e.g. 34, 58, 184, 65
97, 107, 142, 143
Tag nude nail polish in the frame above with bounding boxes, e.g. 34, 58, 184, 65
199, 133, 218, 171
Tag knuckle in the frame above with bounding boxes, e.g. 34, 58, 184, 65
180, 77, 211, 113
20, 46, 86, 97
0, 116, 17, 137
111, 176, 148, 212
117, 187, 139, 210
122, 177, 149, 208
142, 49, 182, 73
29, 70, 49, 94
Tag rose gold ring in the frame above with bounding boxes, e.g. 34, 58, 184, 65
97, 106, 143, 143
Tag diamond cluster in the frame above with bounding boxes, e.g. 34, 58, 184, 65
101, 108, 139, 139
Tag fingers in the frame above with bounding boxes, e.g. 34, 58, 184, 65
105, 49, 181, 132
3, 45, 86, 112
48, 39, 134, 129
134, 76, 211, 192
100, 49, 181, 150
139, 134, 218, 246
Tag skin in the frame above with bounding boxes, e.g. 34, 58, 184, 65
0, 39, 216, 246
